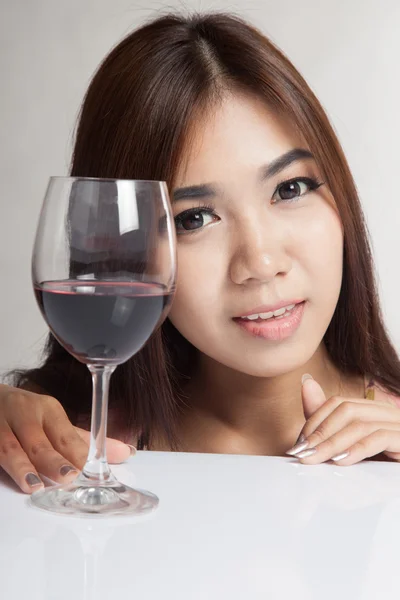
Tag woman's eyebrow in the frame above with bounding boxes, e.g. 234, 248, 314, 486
261, 148, 314, 179
172, 148, 314, 202
172, 184, 217, 203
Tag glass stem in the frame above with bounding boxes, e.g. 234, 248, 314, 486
79, 364, 116, 484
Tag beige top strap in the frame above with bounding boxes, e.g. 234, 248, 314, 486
364, 374, 375, 400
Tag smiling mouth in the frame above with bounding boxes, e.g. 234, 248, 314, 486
236, 303, 298, 322
233, 301, 306, 341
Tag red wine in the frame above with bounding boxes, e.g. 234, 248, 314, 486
34, 281, 172, 364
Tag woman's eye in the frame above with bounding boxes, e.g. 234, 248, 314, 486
174, 209, 217, 233
273, 177, 323, 203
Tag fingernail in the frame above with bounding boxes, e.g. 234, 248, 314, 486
295, 433, 306, 445
296, 448, 317, 459
302, 373, 313, 385
286, 440, 310, 456
127, 445, 136, 456
25, 473, 43, 487
60, 465, 78, 477
331, 452, 350, 461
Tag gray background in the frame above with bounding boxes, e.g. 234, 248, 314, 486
1, 0, 399, 373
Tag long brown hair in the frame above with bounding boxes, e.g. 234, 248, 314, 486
11, 11, 400, 449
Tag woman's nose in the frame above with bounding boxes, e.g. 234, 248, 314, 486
229, 220, 292, 285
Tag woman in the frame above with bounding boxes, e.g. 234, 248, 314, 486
2, 11, 400, 495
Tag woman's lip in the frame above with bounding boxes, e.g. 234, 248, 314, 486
233, 301, 306, 341
236, 300, 305, 318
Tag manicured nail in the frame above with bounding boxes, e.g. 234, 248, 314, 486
286, 440, 310, 456
331, 452, 350, 461
295, 433, 306, 445
60, 465, 78, 477
296, 448, 317, 459
302, 373, 313, 385
127, 445, 136, 456
25, 473, 43, 487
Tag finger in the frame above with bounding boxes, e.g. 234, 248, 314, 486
0, 424, 45, 494
43, 422, 91, 472
301, 375, 327, 419
74, 427, 135, 464
320, 427, 400, 466
383, 450, 400, 460
299, 393, 400, 444
12, 422, 80, 484
293, 421, 400, 465
299, 376, 399, 437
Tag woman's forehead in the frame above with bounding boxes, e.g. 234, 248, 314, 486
174, 93, 308, 187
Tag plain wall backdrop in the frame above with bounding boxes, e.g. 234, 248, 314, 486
1, 0, 400, 375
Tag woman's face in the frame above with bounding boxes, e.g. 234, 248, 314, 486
168, 92, 343, 377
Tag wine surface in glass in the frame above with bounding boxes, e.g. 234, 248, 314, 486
35, 280, 172, 364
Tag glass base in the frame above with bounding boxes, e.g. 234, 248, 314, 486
29, 479, 159, 517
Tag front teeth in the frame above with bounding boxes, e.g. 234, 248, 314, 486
242, 304, 296, 321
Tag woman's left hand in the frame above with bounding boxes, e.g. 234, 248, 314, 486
286, 375, 400, 464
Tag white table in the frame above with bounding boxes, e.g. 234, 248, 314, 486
1, 451, 400, 599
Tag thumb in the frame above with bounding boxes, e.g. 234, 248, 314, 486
301, 374, 327, 419
74, 426, 135, 464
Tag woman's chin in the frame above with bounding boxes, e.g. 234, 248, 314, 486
206, 349, 316, 379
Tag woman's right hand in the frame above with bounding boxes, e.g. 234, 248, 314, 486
0, 384, 135, 494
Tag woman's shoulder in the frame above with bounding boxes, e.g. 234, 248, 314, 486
19, 381, 49, 395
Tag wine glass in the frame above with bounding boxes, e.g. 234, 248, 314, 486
30, 176, 176, 516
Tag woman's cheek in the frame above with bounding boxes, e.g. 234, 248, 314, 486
296, 205, 343, 317
295, 203, 343, 272
169, 243, 224, 324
